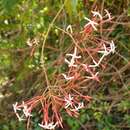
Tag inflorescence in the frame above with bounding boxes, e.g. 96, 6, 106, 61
13, 9, 116, 129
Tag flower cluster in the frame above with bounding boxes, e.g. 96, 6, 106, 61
63, 94, 91, 116
13, 94, 91, 129
13, 9, 116, 129
13, 96, 42, 121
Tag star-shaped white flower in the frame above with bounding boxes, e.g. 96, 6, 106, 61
74, 102, 84, 111
98, 43, 110, 56
98, 41, 116, 55
64, 94, 73, 108
89, 41, 116, 68
89, 55, 105, 68
13, 102, 25, 121
89, 43, 109, 68
84, 17, 99, 31
13, 102, 21, 113
39, 122, 58, 130
65, 47, 81, 67
91, 11, 102, 20
22, 102, 32, 118
86, 72, 99, 80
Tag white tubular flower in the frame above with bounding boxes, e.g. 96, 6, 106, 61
91, 11, 102, 20
90, 41, 115, 68
62, 74, 74, 81
39, 122, 58, 130
13, 102, 25, 121
90, 44, 109, 68
13, 102, 21, 113
98, 41, 116, 55
65, 47, 81, 68
16, 114, 25, 122
64, 94, 73, 109
109, 40, 116, 54
86, 72, 99, 79
84, 17, 99, 31
65, 58, 77, 67
66, 47, 81, 58
22, 102, 32, 118
98, 43, 110, 56
89, 55, 105, 68
66, 25, 73, 33
74, 102, 84, 111
104, 9, 111, 19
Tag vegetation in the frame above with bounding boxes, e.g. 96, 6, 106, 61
0, 0, 130, 130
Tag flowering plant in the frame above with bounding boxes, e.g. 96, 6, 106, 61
13, 9, 116, 129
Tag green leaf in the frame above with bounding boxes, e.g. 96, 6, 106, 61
94, 112, 103, 121
65, 0, 78, 19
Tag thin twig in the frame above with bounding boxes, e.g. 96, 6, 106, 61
40, 0, 66, 87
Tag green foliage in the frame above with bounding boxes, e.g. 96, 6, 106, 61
0, 120, 25, 130
118, 100, 130, 112
1, 0, 20, 11
66, 117, 80, 130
